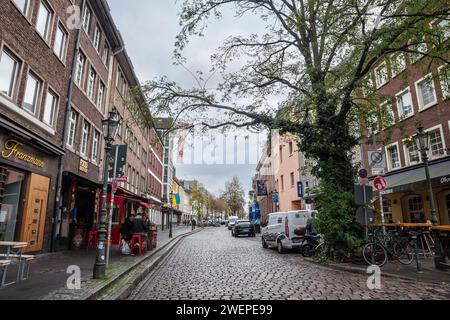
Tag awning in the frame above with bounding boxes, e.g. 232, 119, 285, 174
139, 202, 152, 208
371, 158, 450, 194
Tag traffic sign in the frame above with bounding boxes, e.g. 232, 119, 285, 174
368, 151, 386, 170
373, 176, 388, 191
358, 168, 368, 179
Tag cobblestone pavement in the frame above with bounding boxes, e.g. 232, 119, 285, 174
129, 227, 450, 300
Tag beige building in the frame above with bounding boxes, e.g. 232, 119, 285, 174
254, 130, 318, 222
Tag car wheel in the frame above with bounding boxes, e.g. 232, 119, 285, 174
262, 238, 269, 249
277, 240, 284, 254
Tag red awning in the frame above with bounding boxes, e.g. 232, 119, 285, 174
139, 202, 152, 208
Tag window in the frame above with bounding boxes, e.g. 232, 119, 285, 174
67, 110, 78, 148
415, 75, 437, 110
13, 0, 30, 15
439, 65, 450, 100
290, 172, 295, 188
53, 24, 67, 60
80, 121, 90, 156
375, 62, 388, 88
382, 199, 394, 224
279, 146, 283, 164
390, 53, 406, 77
0, 49, 19, 98
93, 25, 102, 52
82, 6, 91, 33
117, 115, 123, 137
362, 75, 374, 97
36, 1, 52, 42
396, 88, 414, 119
428, 128, 446, 159
92, 130, 100, 163
101, 44, 109, 66
435, 19, 449, 40
96, 82, 104, 110
280, 175, 284, 192
87, 68, 96, 100
43, 89, 57, 126
381, 102, 395, 129
405, 140, 421, 166
23, 72, 41, 114
408, 196, 424, 223
289, 141, 293, 155
74, 52, 85, 86
386, 144, 401, 170
410, 42, 427, 63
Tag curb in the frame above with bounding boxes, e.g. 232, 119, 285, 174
303, 257, 450, 285
80, 228, 202, 300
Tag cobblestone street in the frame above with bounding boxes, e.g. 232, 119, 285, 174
129, 227, 450, 300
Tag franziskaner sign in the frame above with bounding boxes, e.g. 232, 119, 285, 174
1, 139, 45, 168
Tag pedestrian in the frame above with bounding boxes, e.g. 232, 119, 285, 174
120, 214, 135, 242
191, 218, 196, 231
306, 213, 318, 236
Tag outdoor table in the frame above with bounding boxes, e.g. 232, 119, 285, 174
0, 242, 28, 287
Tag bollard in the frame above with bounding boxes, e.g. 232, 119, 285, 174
411, 235, 422, 273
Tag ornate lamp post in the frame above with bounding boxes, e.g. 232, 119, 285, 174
169, 190, 173, 238
93, 110, 120, 279
414, 125, 448, 270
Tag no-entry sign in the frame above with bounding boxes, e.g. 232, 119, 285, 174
373, 176, 388, 191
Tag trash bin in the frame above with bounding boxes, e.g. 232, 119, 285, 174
148, 226, 157, 250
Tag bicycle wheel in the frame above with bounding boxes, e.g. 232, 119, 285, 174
394, 241, 414, 265
301, 243, 315, 257
362, 242, 387, 267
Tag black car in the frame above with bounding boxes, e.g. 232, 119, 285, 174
232, 220, 256, 237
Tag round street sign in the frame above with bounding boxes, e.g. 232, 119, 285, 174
371, 151, 383, 164
358, 168, 368, 179
373, 176, 388, 191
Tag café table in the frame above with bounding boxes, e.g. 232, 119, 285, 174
0, 242, 28, 287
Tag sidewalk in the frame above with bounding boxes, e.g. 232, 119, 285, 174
0, 226, 194, 300
313, 256, 450, 285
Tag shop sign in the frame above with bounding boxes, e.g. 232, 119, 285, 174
79, 159, 88, 173
441, 176, 450, 185
1, 139, 45, 168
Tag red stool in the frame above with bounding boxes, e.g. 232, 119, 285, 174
86, 230, 98, 251
130, 235, 143, 255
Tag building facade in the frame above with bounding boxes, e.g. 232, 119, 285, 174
0, 0, 78, 252
0, 0, 164, 253
359, 32, 450, 225
253, 130, 318, 223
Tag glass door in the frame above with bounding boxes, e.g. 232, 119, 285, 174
0, 167, 25, 242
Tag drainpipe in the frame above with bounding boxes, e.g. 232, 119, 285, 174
50, 0, 86, 252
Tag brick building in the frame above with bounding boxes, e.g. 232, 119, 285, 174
109, 48, 164, 241
0, 0, 77, 252
359, 28, 450, 225
0, 0, 164, 253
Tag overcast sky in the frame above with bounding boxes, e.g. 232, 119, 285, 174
108, 0, 266, 198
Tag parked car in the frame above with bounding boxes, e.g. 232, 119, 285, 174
261, 210, 316, 254
232, 220, 256, 237
228, 216, 239, 230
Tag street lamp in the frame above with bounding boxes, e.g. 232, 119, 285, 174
169, 190, 173, 238
93, 110, 120, 279
414, 125, 449, 270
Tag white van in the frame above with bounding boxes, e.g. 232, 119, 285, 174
261, 210, 316, 253
228, 216, 239, 230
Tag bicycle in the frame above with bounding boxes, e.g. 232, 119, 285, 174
362, 230, 414, 267
301, 233, 326, 257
